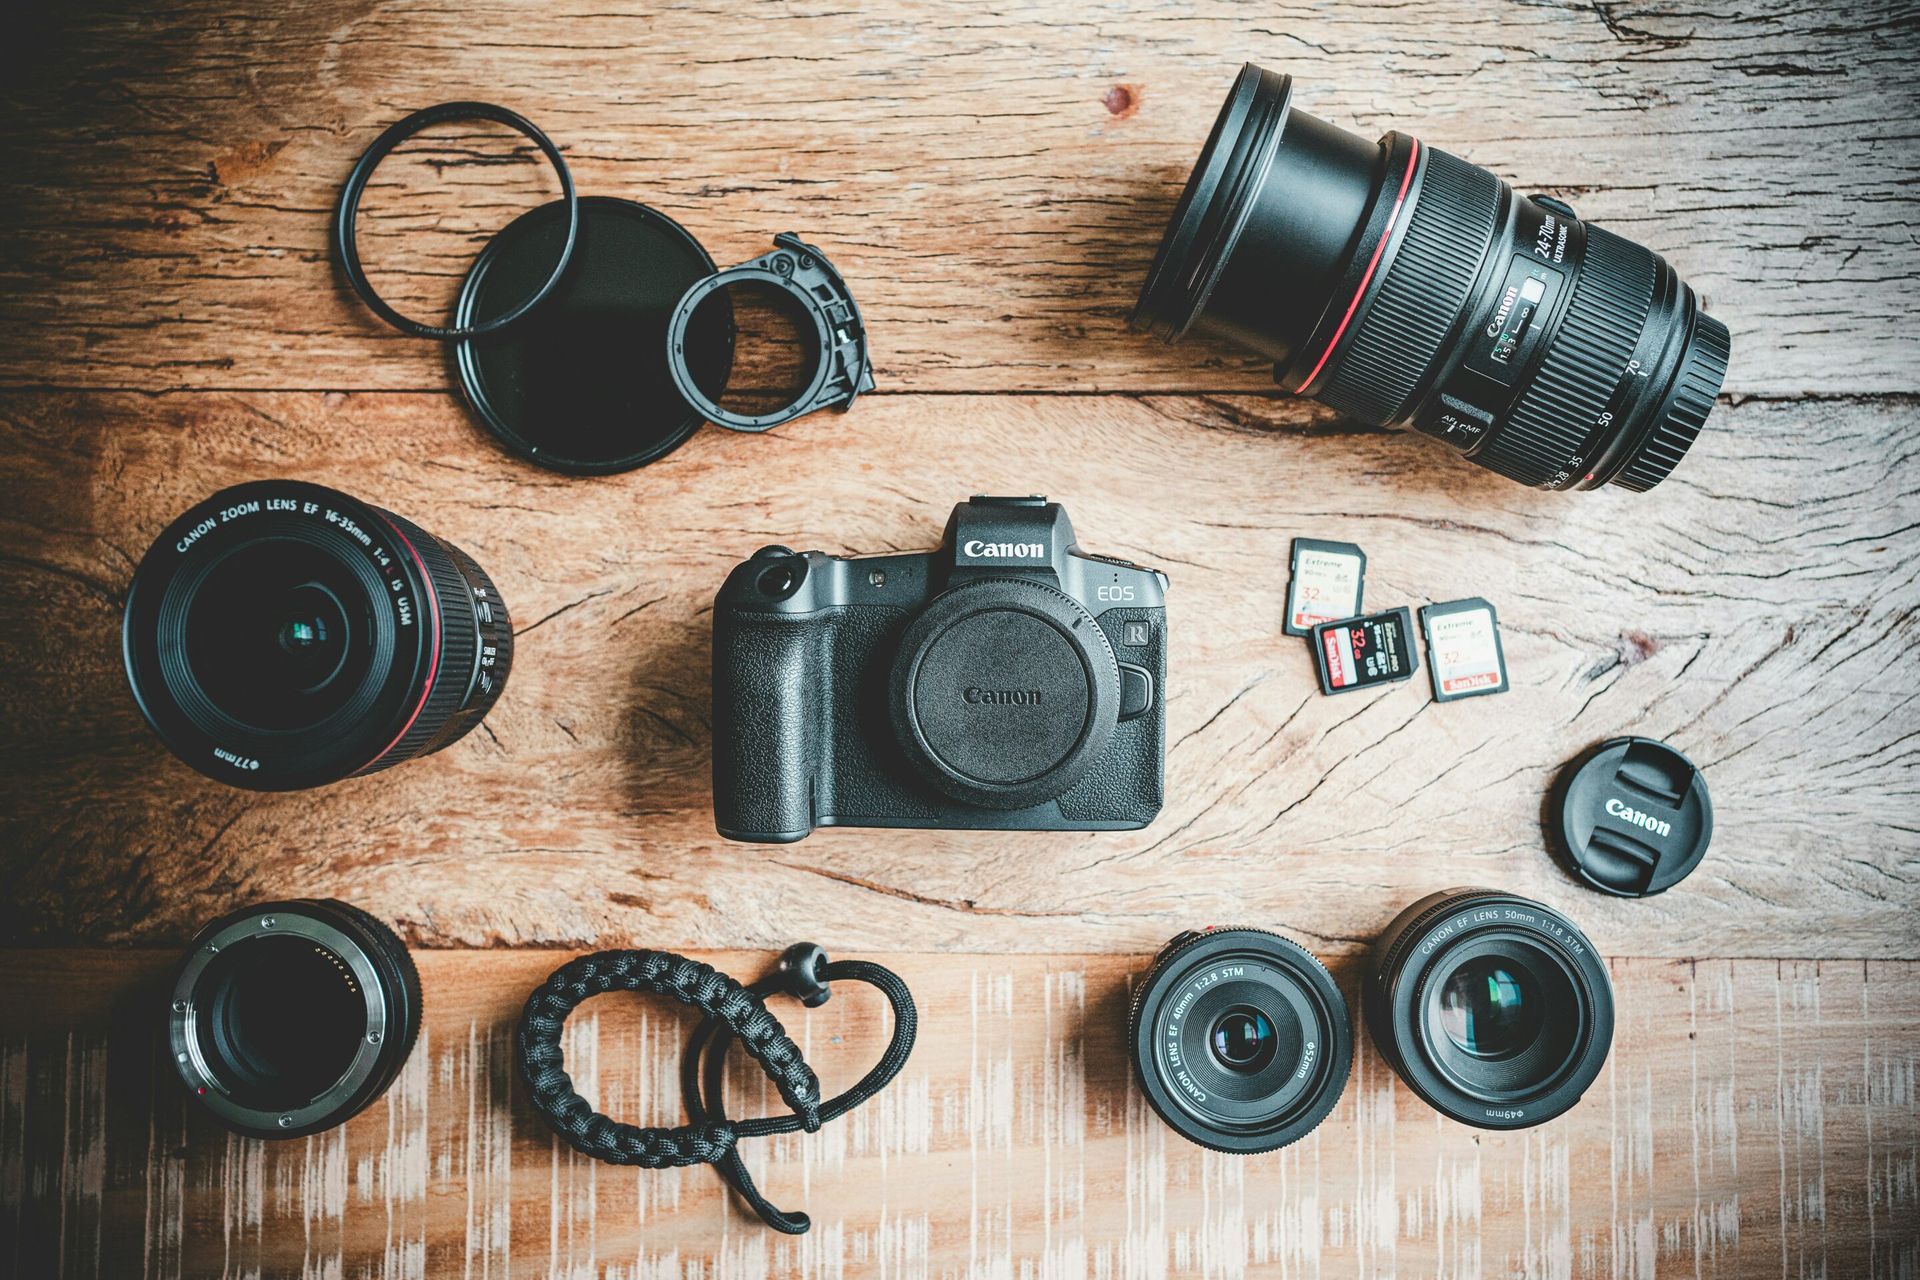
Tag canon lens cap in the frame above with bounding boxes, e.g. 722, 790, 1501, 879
1550, 736, 1712, 896
453, 196, 735, 474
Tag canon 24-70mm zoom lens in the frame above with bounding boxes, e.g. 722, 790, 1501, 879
1129, 927, 1352, 1153
1134, 65, 1731, 493
1365, 890, 1614, 1129
124, 481, 513, 790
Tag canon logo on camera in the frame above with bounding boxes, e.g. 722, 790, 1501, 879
963, 686, 1043, 706
1605, 797, 1672, 838
962, 539, 1046, 560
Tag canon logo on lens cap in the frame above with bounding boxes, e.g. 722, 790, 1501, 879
1605, 796, 1672, 838
963, 686, 1043, 706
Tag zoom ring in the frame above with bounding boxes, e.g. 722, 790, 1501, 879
1612, 312, 1730, 492
1317, 147, 1500, 425
1477, 226, 1654, 488
420, 540, 515, 756
358, 512, 484, 775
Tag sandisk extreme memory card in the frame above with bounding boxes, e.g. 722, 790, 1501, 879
1285, 538, 1366, 636
1311, 608, 1419, 695
1420, 597, 1509, 700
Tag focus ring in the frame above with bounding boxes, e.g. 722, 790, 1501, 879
1317, 147, 1500, 425
1477, 226, 1654, 487
417, 540, 515, 756
1611, 312, 1730, 492
359, 511, 481, 776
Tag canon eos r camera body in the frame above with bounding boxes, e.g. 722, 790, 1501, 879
713, 497, 1167, 842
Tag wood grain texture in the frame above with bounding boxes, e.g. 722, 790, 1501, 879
1, 949, 1915, 1279
0, 389, 1914, 958
0, 0, 1916, 396
1, 2, 1917, 1274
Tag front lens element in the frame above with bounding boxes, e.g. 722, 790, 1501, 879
1134, 64, 1730, 493
185, 543, 369, 732
1129, 928, 1351, 1154
124, 481, 514, 790
1365, 889, 1613, 1129
1210, 1006, 1280, 1073
1436, 959, 1541, 1061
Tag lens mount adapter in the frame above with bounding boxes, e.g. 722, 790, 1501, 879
1129, 927, 1351, 1154
1365, 889, 1613, 1129
169, 900, 421, 1139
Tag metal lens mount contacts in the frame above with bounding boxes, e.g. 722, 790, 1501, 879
333, 102, 874, 474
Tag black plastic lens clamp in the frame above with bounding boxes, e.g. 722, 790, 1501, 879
667, 233, 876, 432
333, 101, 579, 341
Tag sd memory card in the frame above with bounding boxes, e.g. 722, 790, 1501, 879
1285, 538, 1367, 636
1420, 597, 1509, 700
1311, 607, 1419, 695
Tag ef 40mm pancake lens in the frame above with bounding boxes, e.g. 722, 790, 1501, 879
123, 480, 513, 791
1134, 64, 1731, 493
1365, 889, 1614, 1129
1128, 927, 1351, 1153
169, 900, 421, 1139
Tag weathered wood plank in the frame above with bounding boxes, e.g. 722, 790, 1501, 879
1, 0, 1915, 396
1, 949, 1914, 1279
1, 389, 1913, 958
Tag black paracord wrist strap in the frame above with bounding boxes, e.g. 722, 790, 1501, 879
515, 945, 917, 1234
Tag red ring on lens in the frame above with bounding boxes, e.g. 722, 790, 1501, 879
1296, 138, 1422, 393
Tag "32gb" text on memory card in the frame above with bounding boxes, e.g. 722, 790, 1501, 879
1419, 597, 1509, 700
1286, 538, 1367, 637
1311, 607, 1420, 695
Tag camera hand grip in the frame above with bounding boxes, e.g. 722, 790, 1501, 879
712, 612, 827, 841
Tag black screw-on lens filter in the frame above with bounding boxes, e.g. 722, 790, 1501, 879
1550, 736, 1713, 896
453, 196, 736, 474
333, 101, 580, 342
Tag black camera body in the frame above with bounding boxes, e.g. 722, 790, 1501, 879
713, 497, 1167, 842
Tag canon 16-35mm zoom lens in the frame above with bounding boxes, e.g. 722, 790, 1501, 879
169, 899, 421, 1138
1134, 65, 1731, 493
1129, 927, 1352, 1153
1366, 889, 1613, 1129
124, 480, 513, 790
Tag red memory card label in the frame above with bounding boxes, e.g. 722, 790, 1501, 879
1311, 608, 1418, 695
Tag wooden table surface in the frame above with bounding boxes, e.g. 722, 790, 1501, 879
1, 2, 1916, 1276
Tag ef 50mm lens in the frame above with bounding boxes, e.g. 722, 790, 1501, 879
1135, 65, 1730, 493
1366, 889, 1613, 1129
